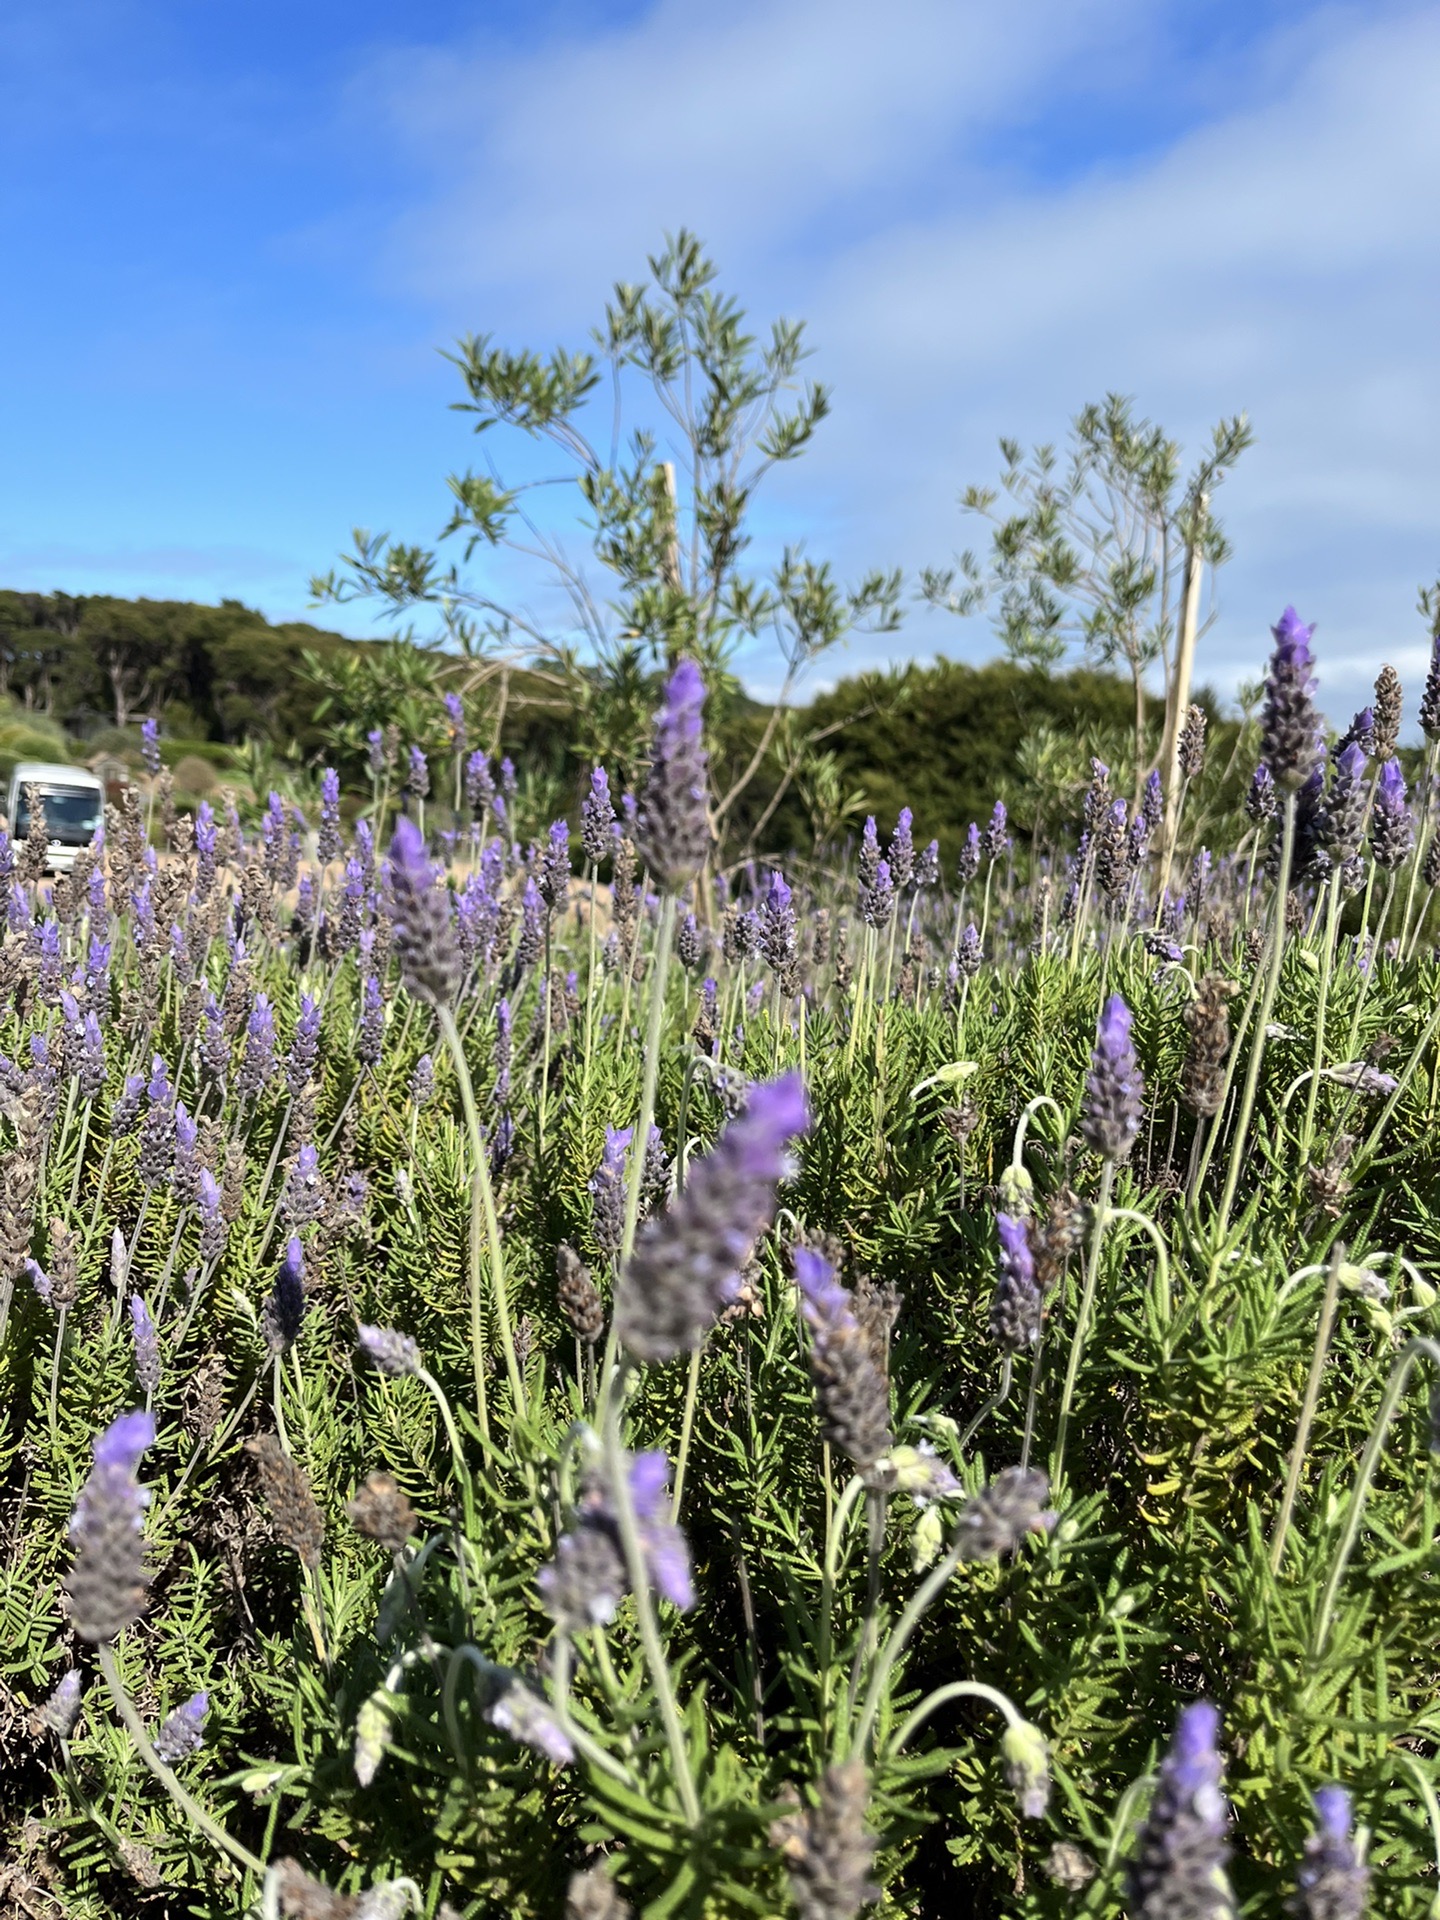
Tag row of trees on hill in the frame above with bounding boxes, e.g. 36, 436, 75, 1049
0, 591, 353, 749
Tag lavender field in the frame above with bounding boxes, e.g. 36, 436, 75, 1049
5, 613, 1440, 1920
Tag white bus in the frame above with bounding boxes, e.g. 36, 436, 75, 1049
5, 761, 106, 873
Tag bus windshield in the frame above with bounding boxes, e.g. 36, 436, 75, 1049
14, 787, 103, 846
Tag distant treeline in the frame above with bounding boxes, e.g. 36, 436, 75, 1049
0, 590, 352, 749
0, 590, 1226, 860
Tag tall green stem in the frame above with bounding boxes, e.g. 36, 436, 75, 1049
437, 1005, 524, 1423
1300, 868, 1343, 1162
98, 1645, 263, 1878
600, 1385, 701, 1826
1270, 1249, 1343, 1574
1217, 792, 1296, 1235
1311, 1337, 1440, 1658
1051, 1161, 1114, 1489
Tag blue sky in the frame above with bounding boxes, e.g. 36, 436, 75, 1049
1, 0, 1437, 724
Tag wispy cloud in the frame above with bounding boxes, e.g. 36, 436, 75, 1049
358, 0, 1440, 722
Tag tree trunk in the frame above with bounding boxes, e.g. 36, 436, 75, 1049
1157, 521, 1206, 883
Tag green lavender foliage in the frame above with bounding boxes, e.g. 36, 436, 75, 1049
3, 685, 1440, 1918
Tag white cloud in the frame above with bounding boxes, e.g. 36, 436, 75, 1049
357, 0, 1440, 725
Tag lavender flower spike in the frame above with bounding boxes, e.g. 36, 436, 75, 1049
991, 1213, 1042, 1352
615, 1072, 810, 1362
1370, 757, 1414, 872
357, 1324, 423, 1378
1289, 1785, 1368, 1920
1261, 606, 1323, 790
1126, 1700, 1233, 1920
130, 1296, 160, 1396
65, 1410, 155, 1644
39, 1669, 83, 1738
795, 1244, 893, 1476
634, 657, 711, 893
627, 1451, 694, 1609
154, 1691, 209, 1763
581, 765, 616, 865
388, 815, 462, 1006
263, 1237, 306, 1353
1082, 994, 1144, 1163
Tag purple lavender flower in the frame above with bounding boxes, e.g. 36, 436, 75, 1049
1420, 637, 1440, 739
1082, 994, 1143, 1162
1245, 763, 1277, 827
192, 800, 217, 896
317, 768, 342, 866
1262, 607, 1323, 790
581, 766, 616, 865
26, 1257, 53, 1305
112, 1070, 147, 1136
1126, 1700, 1232, 1920
86, 934, 111, 1001
1142, 769, 1164, 835
282, 1142, 325, 1227
956, 923, 982, 978
888, 808, 915, 890
129, 1296, 160, 1396
991, 1213, 1042, 1352
983, 800, 1010, 863
635, 658, 711, 893
74, 1008, 106, 1101
956, 822, 981, 886
263, 1236, 306, 1353
499, 756, 517, 799
514, 875, 544, 968
356, 975, 385, 1068
916, 838, 941, 889
589, 1125, 631, 1259
137, 1057, 176, 1187
1319, 742, 1368, 863
356, 1324, 423, 1378
406, 744, 430, 801
366, 728, 386, 778
857, 815, 880, 905
615, 1074, 810, 1362
464, 748, 494, 814
389, 816, 462, 1005
861, 857, 895, 929
198, 1168, 226, 1265
154, 1691, 208, 1764
443, 689, 466, 749
236, 993, 277, 1099
174, 1101, 200, 1202
39, 1670, 83, 1738
260, 791, 288, 884
35, 918, 61, 1001
759, 869, 798, 984
1370, 757, 1414, 871
409, 1052, 435, 1106
539, 818, 571, 914
65, 1410, 155, 1643
676, 910, 701, 967
626, 1451, 694, 1609
490, 997, 512, 1107
286, 993, 321, 1099
794, 1244, 893, 1475
486, 1674, 574, 1766
141, 717, 161, 777
1290, 1785, 1368, 1920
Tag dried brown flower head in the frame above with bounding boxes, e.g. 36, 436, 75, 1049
246, 1435, 325, 1569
